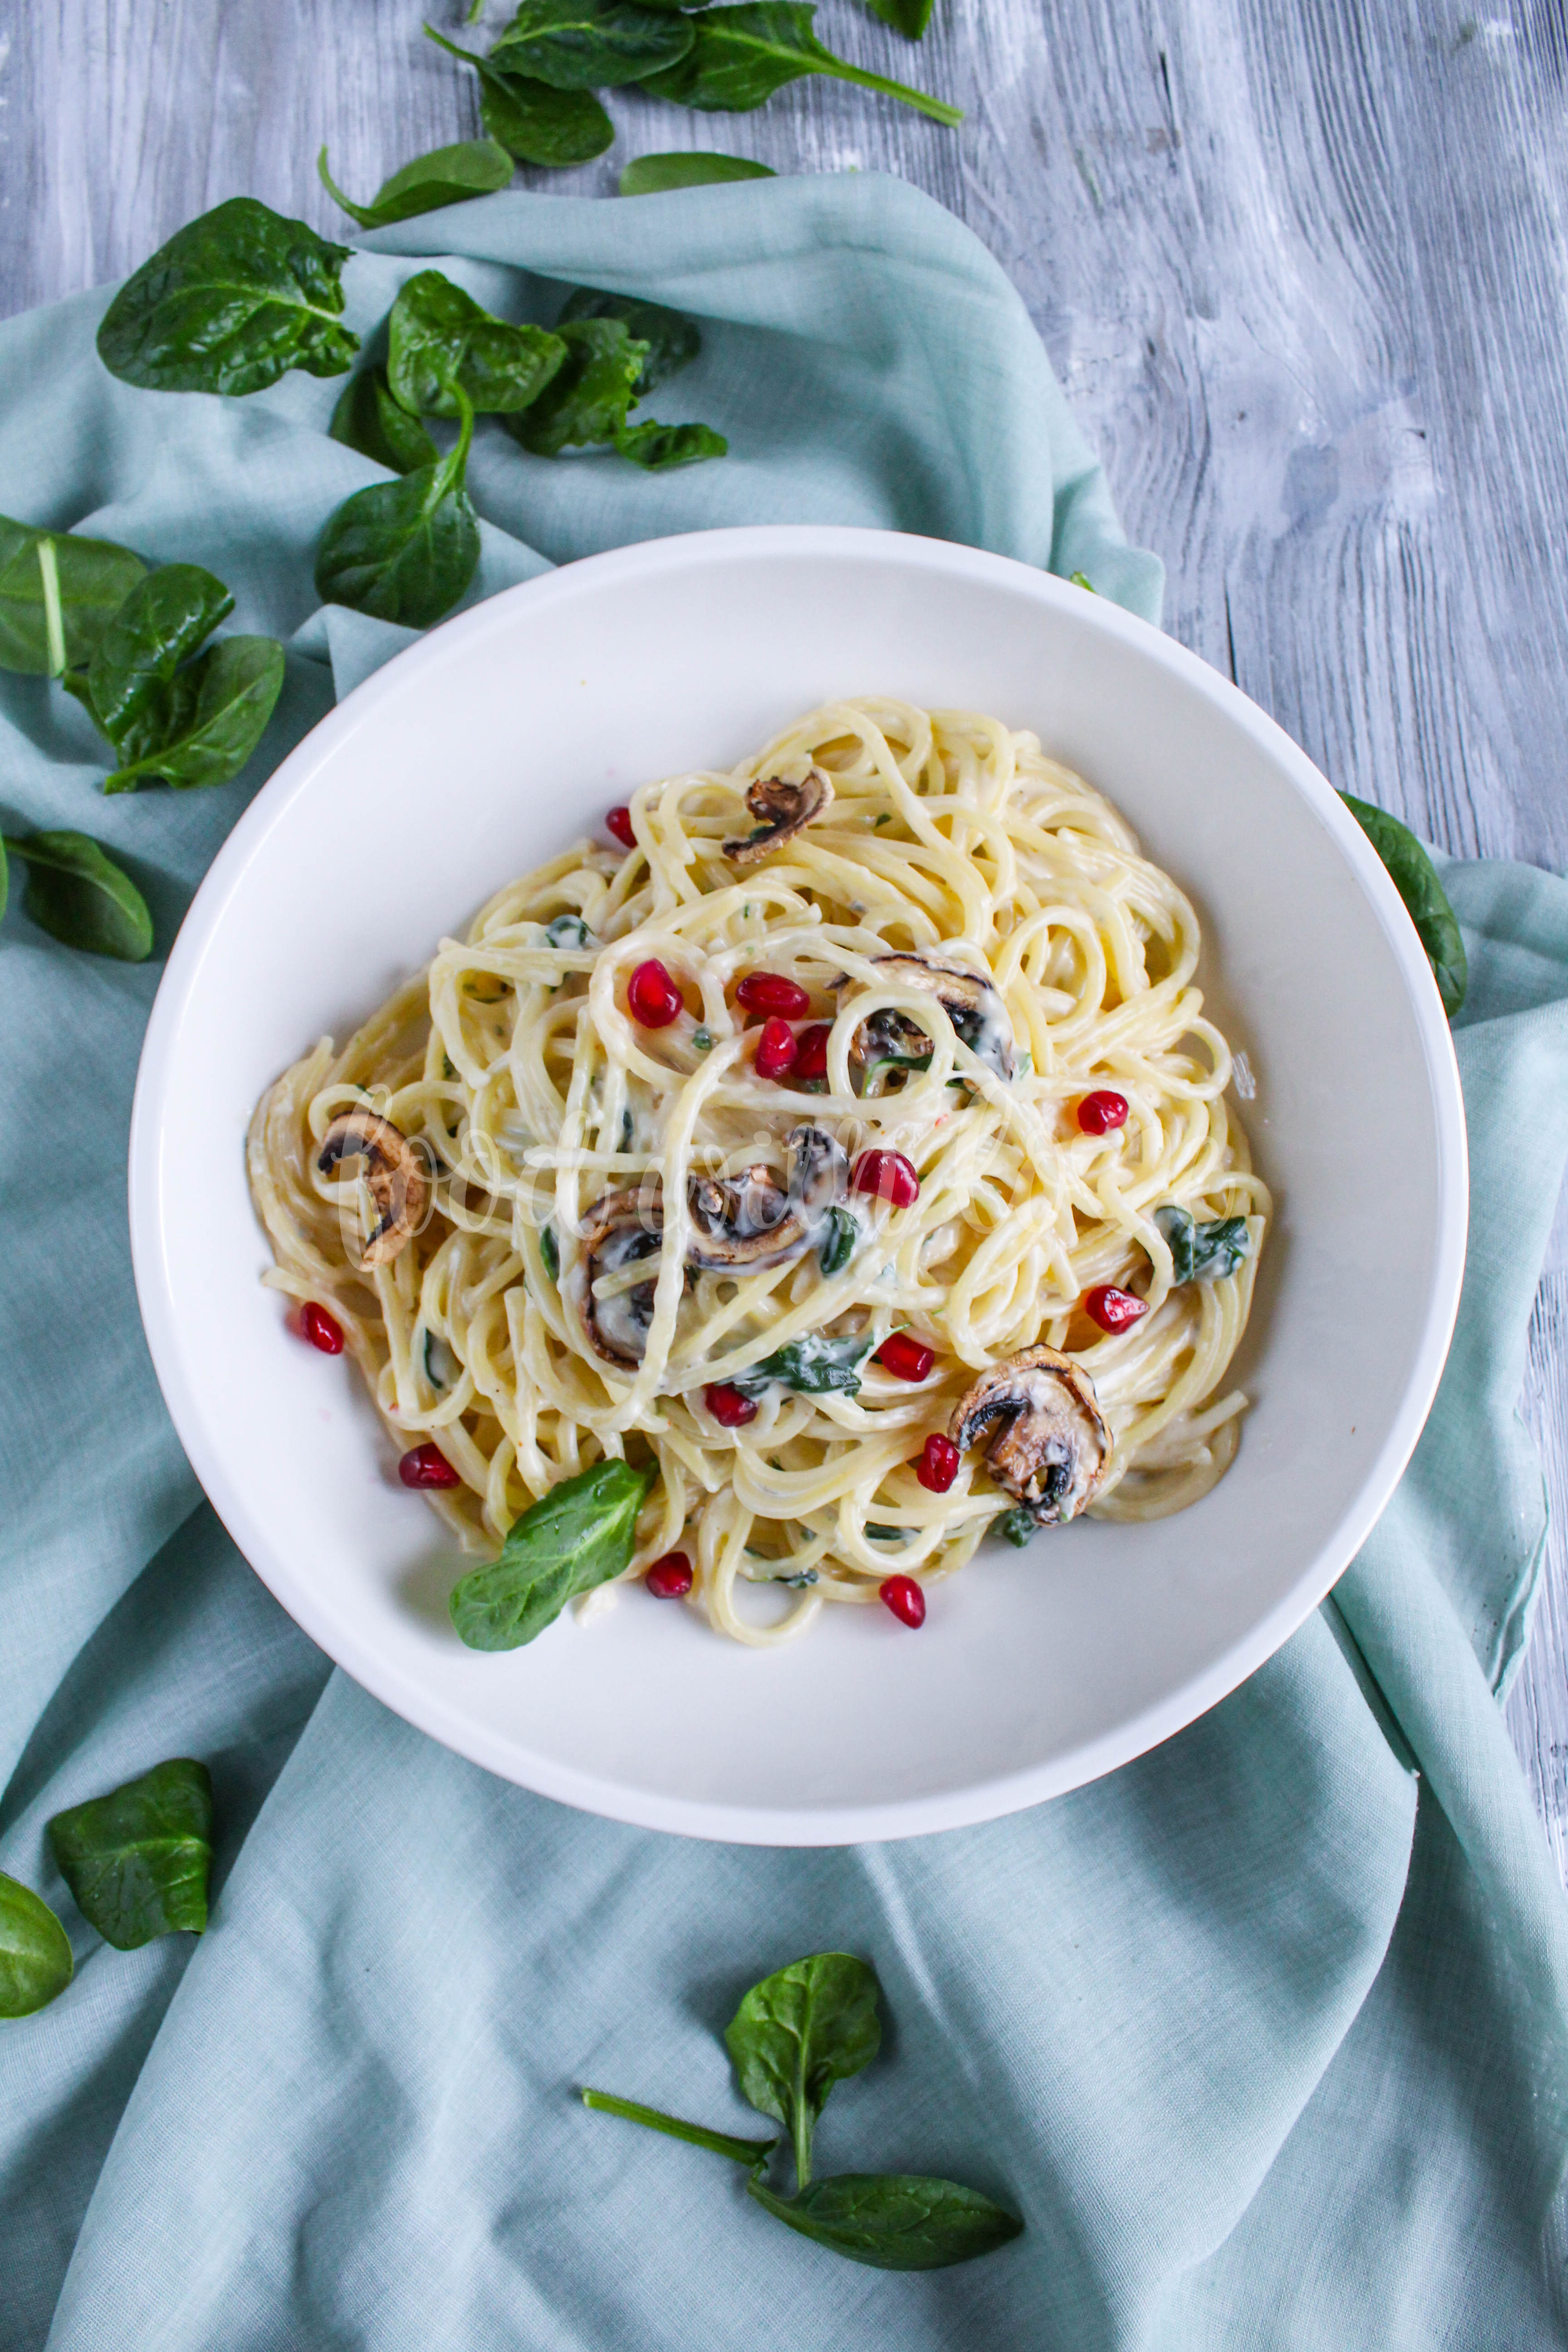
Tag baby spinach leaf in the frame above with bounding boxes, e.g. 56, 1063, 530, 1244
84, 568, 284, 794
0, 831, 153, 960
330, 368, 440, 475
613, 419, 729, 469
544, 911, 595, 948
539, 1223, 560, 1280
87, 563, 233, 745
511, 317, 648, 455
96, 197, 358, 396
640, 3, 963, 125
866, 0, 934, 34
581, 2088, 777, 2165
735, 1331, 874, 1397
0, 516, 146, 676
1152, 1204, 1251, 1284
747, 2172, 1024, 2269
448, 1457, 655, 1649
818, 1207, 858, 1277
47, 1759, 213, 1950
996, 1507, 1036, 1548
387, 270, 567, 418
726, 1951, 881, 2186
103, 637, 284, 794
1070, 569, 1095, 591
1340, 790, 1467, 1019
424, 28, 615, 167
619, 151, 777, 193
0, 1875, 73, 2018
317, 139, 513, 231
315, 382, 480, 629
557, 288, 700, 396
491, 0, 696, 87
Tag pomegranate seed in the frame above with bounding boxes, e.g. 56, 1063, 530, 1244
736, 971, 811, 1018
754, 1016, 799, 1080
646, 1551, 694, 1598
704, 1382, 758, 1427
852, 1150, 920, 1207
916, 1433, 960, 1493
627, 958, 683, 1028
1085, 1284, 1148, 1333
299, 1302, 344, 1355
1078, 1090, 1129, 1135
794, 1023, 831, 1083
399, 1442, 461, 1490
879, 1573, 926, 1627
605, 805, 636, 848
877, 1331, 934, 1382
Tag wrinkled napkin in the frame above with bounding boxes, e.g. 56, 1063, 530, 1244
1, 174, 1565, 2350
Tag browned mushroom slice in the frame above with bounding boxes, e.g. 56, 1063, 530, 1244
722, 766, 834, 866
317, 1108, 431, 1270
848, 954, 1016, 1083
574, 1187, 665, 1367
950, 1345, 1109, 1524
686, 1124, 848, 1274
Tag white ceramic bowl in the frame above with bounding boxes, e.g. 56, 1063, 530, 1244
129, 527, 1467, 1844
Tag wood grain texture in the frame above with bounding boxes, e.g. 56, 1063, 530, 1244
5, 0, 1568, 1866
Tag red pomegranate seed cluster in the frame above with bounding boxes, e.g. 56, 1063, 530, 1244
299, 1302, 344, 1355
877, 1331, 934, 1382
627, 958, 683, 1029
398, 1443, 461, 1490
793, 1024, 831, 1083
915, 1432, 960, 1493
605, 805, 636, 849
646, 1551, 694, 1599
704, 1382, 758, 1428
1077, 1090, 1129, 1135
736, 970, 810, 1018
753, 1017, 799, 1080
879, 1573, 926, 1628
1084, 1284, 1147, 1333
852, 1149, 920, 1207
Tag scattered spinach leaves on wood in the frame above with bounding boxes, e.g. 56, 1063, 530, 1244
0, 1875, 74, 2019
47, 1759, 214, 1950
317, 139, 513, 230
0, 516, 146, 676
84, 565, 285, 794
97, 198, 359, 396
619, 151, 777, 194
865, 0, 935, 37
448, 1457, 655, 1648
581, 1949, 1023, 2269
315, 380, 481, 628
388, 270, 566, 418
640, 4, 963, 127
0, 831, 153, 960
424, 28, 615, 168
735, 1330, 874, 1396
1152, 1204, 1251, 1284
490, 0, 697, 88
330, 368, 441, 475
1340, 791, 1467, 1019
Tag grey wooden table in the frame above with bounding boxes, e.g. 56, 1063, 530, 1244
8, 0, 1568, 1873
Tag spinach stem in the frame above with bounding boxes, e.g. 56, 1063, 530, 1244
37, 537, 65, 679
819, 60, 963, 126
580, 2087, 776, 2168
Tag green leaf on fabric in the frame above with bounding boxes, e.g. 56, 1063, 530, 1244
315, 383, 480, 629
747, 2172, 1024, 2269
557, 288, 700, 397
734, 1331, 873, 1397
47, 1759, 214, 1950
424, 28, 615, 167
725, 1952, 881, 2185
387, 270, 567, 419
87, 564, 233, 744
0, 831, 153, 960
1340, 791, 1468, 1019
612, 418, 729, 469
1152, 1204, 1251, 1284
491, 0, 696, 88
0, 1875, 73, 2018
619, 151, 777, 194
865, 0, 934, 35
448, 1458, 656, 1649
0, 516, 147, 676
83, 564, 284, 794
96, 197, 359, 395
510, 316, 648, 455
316, 139, 514, 230
640, 3, 962, 126
330, 368, 441, 475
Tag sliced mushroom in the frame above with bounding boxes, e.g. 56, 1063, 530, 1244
575, 1187, 665, 1367
723, 766, 834, 866
317, 1108, 430, 1270
950, 1345, 1109, 1524
846, 955, 1016, 1084
686, 1124, 848, 1274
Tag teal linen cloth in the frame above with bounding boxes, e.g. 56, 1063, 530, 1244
1, 175, 1565, 2347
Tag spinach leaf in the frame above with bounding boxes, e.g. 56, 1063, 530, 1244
613, 419, 729, 469
640, 3, 963, 126
491, 0, 696, 87
84, 565, 284, 794
315, 382, 480, 628
317, 139, 513, 230
1070, 569, 1095, 591
818, 1204, 858, 1276
1340, 791, 1467, 1019
544, 911, 595, 948
330, 367, 440, 475
0, 516, 146, 676
557, 288, 700, 396
866, 0, 934, 34
47, 1759, 213, 1950
748, 2173, 1023, 2269
581, 2089, 777, 2164
1152, 1204, 1251, 1284
0, 1875, 73, 2018
510, 317, 648, 455
539, 1223, 560, 1279
0, 831, 153, 960
387, 270, 566, 418
96, 198, 358, 395
619, 151, 777, 194
448, 1457, 655, 1648
424, 28, 615, 167
735, 1331, 874, 1397
996, 1507, 1036, 1548
725, 1951, 881, 2186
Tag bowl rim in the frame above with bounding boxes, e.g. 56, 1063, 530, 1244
127, 524, 1469, 1844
